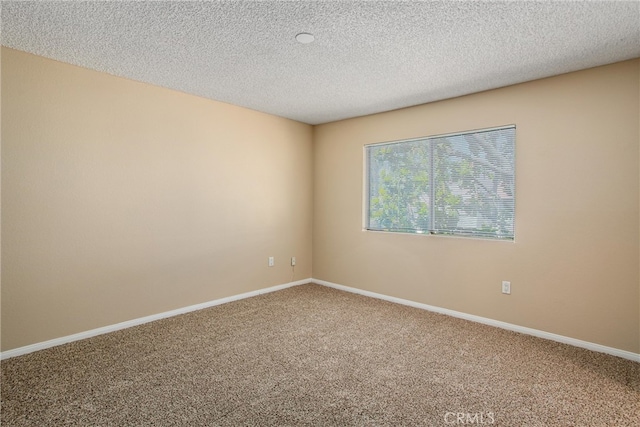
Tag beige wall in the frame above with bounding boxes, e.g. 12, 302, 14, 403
313, 60, 640, 353
1, 48, 313, 351
2, 47, 639, 355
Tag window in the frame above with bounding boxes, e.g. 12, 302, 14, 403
365, 126, 515, 240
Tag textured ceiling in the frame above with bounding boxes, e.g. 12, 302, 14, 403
2, 1, 639, 125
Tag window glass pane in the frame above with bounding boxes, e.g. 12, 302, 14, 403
367, 140, 430, 233
432, 127, 515, 239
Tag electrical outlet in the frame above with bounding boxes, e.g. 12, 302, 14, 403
291, 257, 296, 266
268, 257, 274, 267
502, 281, 511, 295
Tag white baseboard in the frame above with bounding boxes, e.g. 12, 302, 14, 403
312, 278, 640, 363
0, 278, 311, 360
4, 277, 638, 363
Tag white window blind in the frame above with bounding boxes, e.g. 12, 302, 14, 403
366, 126, 515, 240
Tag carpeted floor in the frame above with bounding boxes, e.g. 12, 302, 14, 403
1, 283, 639, 426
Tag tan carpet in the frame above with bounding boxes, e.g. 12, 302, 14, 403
2, 283, 639, 426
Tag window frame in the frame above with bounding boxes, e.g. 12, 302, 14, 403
364, 125, 516, 241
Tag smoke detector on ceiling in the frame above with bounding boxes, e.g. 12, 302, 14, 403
295, 33, 315, 44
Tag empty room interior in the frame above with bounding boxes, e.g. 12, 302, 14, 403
1, 1, 639, 426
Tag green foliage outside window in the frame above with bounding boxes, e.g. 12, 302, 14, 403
367, 126, 515, 240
